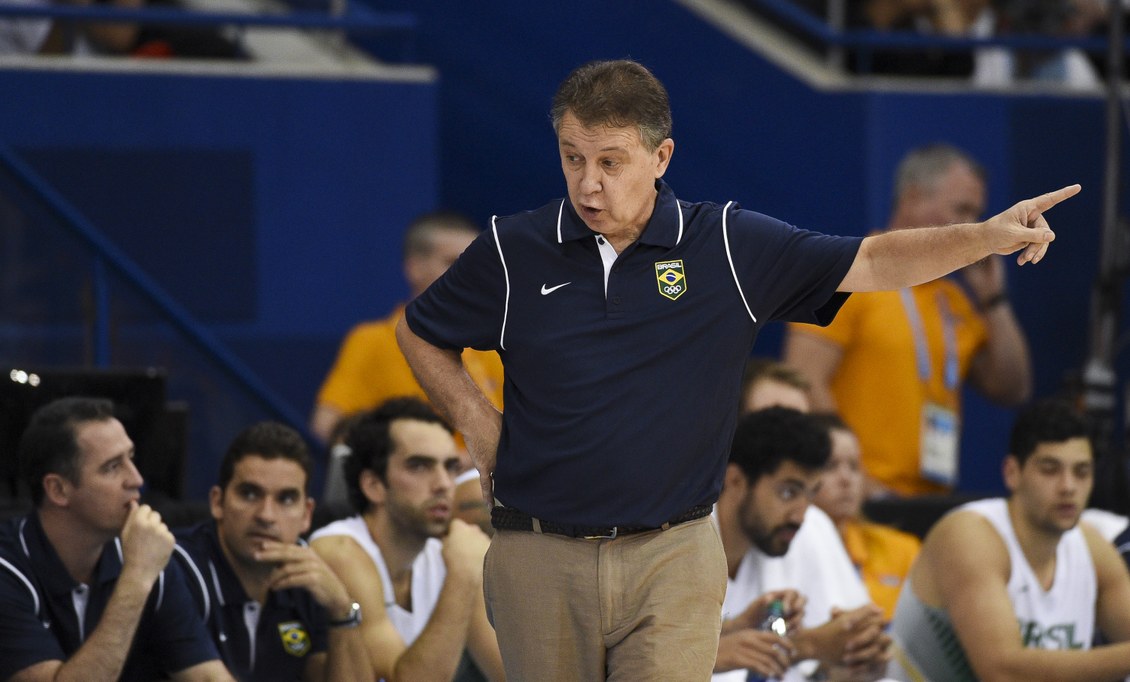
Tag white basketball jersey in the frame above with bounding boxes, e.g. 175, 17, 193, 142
889, 498, 1097, 682
963, 498, 1095, 650
311, 516, 447, 645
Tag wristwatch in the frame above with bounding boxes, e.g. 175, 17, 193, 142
329, 601, 362, 629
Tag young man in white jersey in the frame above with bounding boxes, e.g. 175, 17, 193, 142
889, 398, 1130, 681
309, 397, 504, 682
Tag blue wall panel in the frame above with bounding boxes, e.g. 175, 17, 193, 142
0, 70, 438, 335
0, 67, 439, 498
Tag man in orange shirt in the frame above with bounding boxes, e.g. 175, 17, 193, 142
812, 413, 921, 620
311, 210, 505, 445
783, 144, 1032, 497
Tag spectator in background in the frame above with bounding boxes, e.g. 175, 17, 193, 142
847, 0, 989, 76
973, 0, 1103, 89
0, 0, 142, 55
741, 356, 812, 414
0, 396, 233, 681
843, 0, 1103, 88
311, 211, 503, 482
310, 397, 503, 682
811, 412, 921, 620
784, 143, 1032, 498
172, 421, 368, 681
311, 210, 503, 445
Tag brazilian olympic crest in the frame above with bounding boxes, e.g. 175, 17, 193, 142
278, 621, 311, 657
655, 259, 686, 301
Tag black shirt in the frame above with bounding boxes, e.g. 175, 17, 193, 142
173, 521, 329, 682
0, 512, 220, 680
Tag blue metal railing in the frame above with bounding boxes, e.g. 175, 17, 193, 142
0, 4, 416, 33
750, 0, 1129, 60
0, 141, 316, 442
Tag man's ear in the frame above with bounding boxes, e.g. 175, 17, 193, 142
209, 485, 224, 522
723, 463, 749, 493
302, 497, 314, 536
360, 469, 387, 506
1002, 455, 1021, 493
654, 138, 674, 178
403, 255, 425, 295
42, 473, 71, 508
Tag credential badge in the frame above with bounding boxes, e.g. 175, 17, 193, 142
655, 259, 686, 301
278, 621, 312, 657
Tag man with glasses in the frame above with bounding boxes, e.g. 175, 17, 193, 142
713, 406, 889, 681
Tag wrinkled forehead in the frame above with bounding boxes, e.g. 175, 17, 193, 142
557, 111, 646, 148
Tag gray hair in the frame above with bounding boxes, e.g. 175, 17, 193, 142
402, 210, 479, 260
550, 59, 672, 152
893, 143, 986, 201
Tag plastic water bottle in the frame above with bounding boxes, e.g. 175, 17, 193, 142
747, 599, 787, 682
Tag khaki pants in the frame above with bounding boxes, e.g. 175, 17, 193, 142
483, 515, 727, 681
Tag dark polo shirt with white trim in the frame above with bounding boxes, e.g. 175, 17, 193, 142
173, 521, 329, 682
0, 512, 219, 681
406, 179, 862, 527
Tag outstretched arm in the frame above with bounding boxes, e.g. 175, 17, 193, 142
838, 185, 1080, 293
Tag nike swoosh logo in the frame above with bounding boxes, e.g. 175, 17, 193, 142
540, 282, 572, 295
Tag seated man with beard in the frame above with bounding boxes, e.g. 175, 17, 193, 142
713, 407, 889, 682
310, 397, 504, 682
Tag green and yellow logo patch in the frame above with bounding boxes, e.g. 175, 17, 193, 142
655, 260, 686, 301
278, 621, 311, 657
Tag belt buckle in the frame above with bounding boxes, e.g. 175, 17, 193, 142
583, 526, 618, 540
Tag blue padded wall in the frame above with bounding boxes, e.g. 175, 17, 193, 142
0, 66, 439, 498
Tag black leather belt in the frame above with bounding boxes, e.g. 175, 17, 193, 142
490, 504, 713, 539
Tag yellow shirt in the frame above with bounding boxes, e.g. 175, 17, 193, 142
317, 306, 505, 417
840, 518, 921, 621
789, 279, 986, 496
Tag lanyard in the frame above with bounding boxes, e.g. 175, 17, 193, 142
898, 288, 958, 391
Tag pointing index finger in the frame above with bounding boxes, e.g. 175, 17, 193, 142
1029, 184, 1081, 214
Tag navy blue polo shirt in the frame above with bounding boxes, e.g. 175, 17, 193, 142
406, 179, 861, 527
0, 513, 220, 680
173, 521, 329, 682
